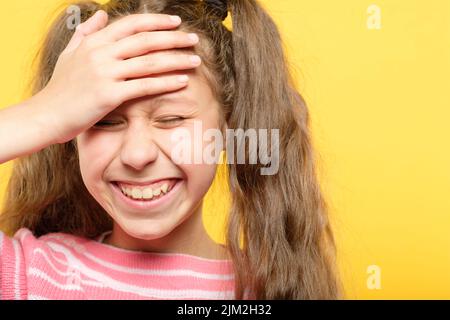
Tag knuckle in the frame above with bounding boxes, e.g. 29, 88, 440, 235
126, 14, 142, 26
130, 14, 155, 31
89, 59, 108, 80
86, 50, 100, 64
134, 13, 168, 25
141, 55, 156, 69
89, 63, 105, 79
99, 86, 118, 107
80, 35, 96, 49
139, 32, 152, 43
130, 17, 143, 31
95, 85, 109, 101
164, 77, 175, 88
139, 79, 152, 93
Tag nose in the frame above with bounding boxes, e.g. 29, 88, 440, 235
119, 123, 159, 170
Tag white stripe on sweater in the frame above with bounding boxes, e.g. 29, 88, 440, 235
28, 267, 105, 289
45, 240, 234, 281
41, 242, 234, 299
28, 268, 84, 291
31, 248, 105, 288
29, 266, 233, 299
34, 247, 219, 294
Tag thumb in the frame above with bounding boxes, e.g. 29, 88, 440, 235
64, 10, 109, 53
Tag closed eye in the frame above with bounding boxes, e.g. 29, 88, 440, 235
93, 120, 121, 127
92, 117, 186, 129
158, 117, 185, 124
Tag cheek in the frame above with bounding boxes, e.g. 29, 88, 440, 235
77, 132, 119, 191
179, 162, 218, 203
167, 122, 222, 202
156, 128, 217, 180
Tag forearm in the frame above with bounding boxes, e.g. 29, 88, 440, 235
0, 95, 58, 164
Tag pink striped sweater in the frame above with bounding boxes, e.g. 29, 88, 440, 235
0, 228, 236, 300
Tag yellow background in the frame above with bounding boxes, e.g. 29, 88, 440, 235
1, 0, 449, 299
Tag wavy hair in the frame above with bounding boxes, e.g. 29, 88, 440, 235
0, 0, 342, 299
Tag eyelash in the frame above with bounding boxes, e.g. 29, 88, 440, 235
93, 120, 120, 127
93, 117, 185, 127
158, 117, 185, 124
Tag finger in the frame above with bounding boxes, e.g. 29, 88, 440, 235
111, 31, 199, 59
113, 53, 202, 79
77, 10, 108, 35
93, 13, 182, 42
65, 10, 109, 53
117, 75, 190, 102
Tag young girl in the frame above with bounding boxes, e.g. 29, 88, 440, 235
0, 0, 341, 299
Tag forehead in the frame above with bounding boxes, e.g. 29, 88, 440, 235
111, 65, 216, 115
115, 91, 198, 113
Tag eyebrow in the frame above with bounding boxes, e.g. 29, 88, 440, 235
150, 95, 198, 108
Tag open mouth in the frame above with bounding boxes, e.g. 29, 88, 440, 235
110, 179, 183, 210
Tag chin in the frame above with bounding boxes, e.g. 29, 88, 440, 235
119, 219, 175, 241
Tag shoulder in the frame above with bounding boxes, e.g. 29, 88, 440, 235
13, 228, 105, 259
0, 228, 37, 263
1, 228, 93, 257
1, 228, 102, 300
0, 228, 37, 299
0, 228, 96, 276
1, 228, 92, 271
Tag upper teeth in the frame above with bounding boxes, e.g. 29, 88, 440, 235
120, 183, 169, 200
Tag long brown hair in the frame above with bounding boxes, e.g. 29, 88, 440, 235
0, 0, 342, 299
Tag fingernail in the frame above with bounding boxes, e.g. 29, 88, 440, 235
177, 75, 189, 83
190, 55, 201, 65
170, 15, 181, 23
188, 33, 199, 43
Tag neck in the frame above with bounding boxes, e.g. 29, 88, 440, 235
103, 203, 230, 261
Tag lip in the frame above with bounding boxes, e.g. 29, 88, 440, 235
110, 179, 183, 211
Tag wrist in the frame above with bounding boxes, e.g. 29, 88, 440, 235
28, 89, 64, 146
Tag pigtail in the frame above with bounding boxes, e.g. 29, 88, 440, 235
224, 0, 342, 299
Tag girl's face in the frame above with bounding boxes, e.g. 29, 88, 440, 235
76, 68, 223, 241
